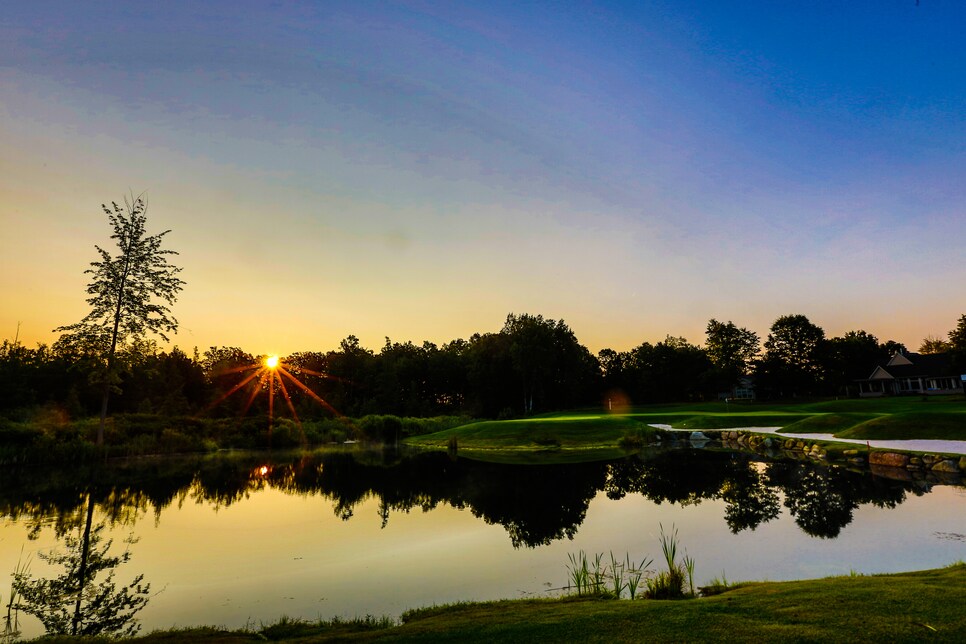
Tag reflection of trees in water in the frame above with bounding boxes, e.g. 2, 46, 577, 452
768, 461, 917, 539
604, 451, 779, 533
12, 496, 150, 637
721, 465, 780, 534
0, 449, 944, 551
603, 450, 923, 537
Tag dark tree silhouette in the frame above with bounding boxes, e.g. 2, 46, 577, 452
757, 314, 825, 398
54, 194, 185, 444
704, 319, 760, 387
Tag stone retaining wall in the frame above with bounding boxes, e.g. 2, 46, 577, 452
692, 430, 965, 485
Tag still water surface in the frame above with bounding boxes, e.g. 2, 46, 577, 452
1, 448, 964, 637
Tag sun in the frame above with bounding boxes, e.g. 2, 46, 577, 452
204, 352, 340, 446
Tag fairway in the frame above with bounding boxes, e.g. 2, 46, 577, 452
406, 397, 966, 450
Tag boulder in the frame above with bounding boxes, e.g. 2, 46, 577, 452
869, 452, 910, 468
931, 459, 960, 473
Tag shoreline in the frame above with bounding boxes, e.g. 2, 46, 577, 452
648, 423, 966, 456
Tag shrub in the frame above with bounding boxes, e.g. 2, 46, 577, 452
358, 415, 403, 444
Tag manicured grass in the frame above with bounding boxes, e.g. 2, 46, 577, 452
838, 412, 966, 440
407, 397, 966, 451
405, 415, 654, 450
35, 564, 966, 642
778, 413, 877, 434
388, 566, 966, 642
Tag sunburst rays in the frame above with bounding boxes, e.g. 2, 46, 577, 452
204, 354, 340, 445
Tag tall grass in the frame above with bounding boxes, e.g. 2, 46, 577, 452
565, 525, 698, 601
644, 523, 689, 599
566, 551, 652, 599
2, 552, 29, 643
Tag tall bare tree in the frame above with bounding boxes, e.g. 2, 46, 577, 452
54, 194, 185, 444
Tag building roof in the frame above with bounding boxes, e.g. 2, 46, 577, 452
866, 351, 956, 380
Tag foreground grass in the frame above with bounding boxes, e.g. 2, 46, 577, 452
33, 564, 966, 643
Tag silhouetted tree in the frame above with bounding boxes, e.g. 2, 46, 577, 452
919, 334, 951, 355
324, 336, 376, 416
622, 337, 710, 403
821, 330, 884, 396
757, 314, 825, 398
947, 314, 966, 373
53, 194, 185, 444
465, 332, 516, 417
704, 319, 759, 394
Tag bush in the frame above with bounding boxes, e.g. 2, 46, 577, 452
358, 415, 403, 444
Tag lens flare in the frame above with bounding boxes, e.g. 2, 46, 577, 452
203, 353, 342, 446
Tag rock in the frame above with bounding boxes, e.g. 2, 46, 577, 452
931, 459, 960, 473
869, 452, 910, 468
921, 454, 939, 465
844, 449, 859, 457
849, 457, 866, 466
690, 431, 708, 441
762, 437, 773, 448
909, 457, 922, 466
960, 457, 966, 471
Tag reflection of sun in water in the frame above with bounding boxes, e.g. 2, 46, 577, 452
205, 353, 339, 445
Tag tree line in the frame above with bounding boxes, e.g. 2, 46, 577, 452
3, 312, 965, 421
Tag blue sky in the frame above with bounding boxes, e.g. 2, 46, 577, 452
2, 1, 964, 355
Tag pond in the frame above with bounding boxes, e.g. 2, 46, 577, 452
1, 447, 965, 638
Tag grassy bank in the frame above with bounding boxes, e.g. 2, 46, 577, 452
406, 397, 966, 453
0, 413, 472, 465
34, 564, 966, 642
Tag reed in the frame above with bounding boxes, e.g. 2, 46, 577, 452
566, 551, 654, 600
659, 523, 678, 571
567, 551, 591, 596
591, 552, 606, 594
644, 524, 688, 599
624, 553, 652, 600
2, 552, 29, 644
608, 552, 627, 598
683, 552, 696, 597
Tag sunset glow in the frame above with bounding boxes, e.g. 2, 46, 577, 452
204, 355, 340, 442
3, 3, 965, 355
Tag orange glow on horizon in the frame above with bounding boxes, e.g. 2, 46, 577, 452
202, 353, 342, 444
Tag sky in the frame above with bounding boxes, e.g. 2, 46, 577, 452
2, 0, 965, 357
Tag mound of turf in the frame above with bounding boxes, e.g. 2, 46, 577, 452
779, 413, 876, 435
837, 411, 966, 441
405, 415, 654, 450
662, 414, 807, 430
